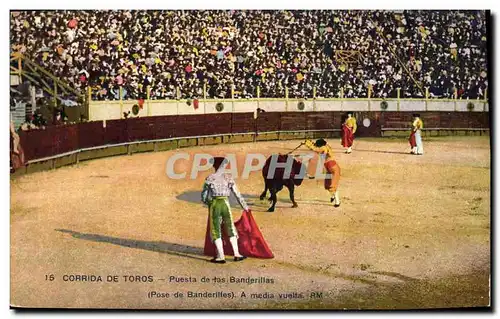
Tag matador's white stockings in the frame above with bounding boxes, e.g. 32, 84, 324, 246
215, 236, 242, 260
229, 236, 242, 258
214, 238, 224, 261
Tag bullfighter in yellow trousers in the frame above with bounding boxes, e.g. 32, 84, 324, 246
304, 139, 341, 207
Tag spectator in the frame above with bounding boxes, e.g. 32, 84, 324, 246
20, 115, 36, 131
52, 110, 65, 125
10, 10, 488, 100
32, 111, 47, 128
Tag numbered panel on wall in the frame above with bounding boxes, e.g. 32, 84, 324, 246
132, 104, 140, 116
467, 102, 475, 111
123, 104, 140, 119
216, 102, 224, 112
362, 118, 371, 128
297, 101, 305, 111
353, 111, 380, 137
380, 101, 388, 111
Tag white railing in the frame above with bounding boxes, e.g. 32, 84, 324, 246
89, 97, 489, 121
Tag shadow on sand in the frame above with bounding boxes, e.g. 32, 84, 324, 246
55, 229, 208, 261
176, 190, 339, 210
176, 191, 275, 212
353, 149, 411, 155
176, 191, 261, 207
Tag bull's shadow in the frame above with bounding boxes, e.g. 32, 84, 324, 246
55, 229, 207, 261
176, 190, 334, 210
176, 191, 276, 211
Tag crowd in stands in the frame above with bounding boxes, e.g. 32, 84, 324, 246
18, 110, 68, 131
10, 10, 488, 101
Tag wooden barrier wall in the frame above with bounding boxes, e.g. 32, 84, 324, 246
17, 111, 490, 162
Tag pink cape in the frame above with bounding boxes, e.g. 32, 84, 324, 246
204, 210, 274, 259
341, 124, 354, 147
10, 133, 25, 171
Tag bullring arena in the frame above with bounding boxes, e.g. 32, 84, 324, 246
11, 128, 490, 309
10, 9, 491, 310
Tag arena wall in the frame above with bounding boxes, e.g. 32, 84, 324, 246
149, 101, 179, 116
398, 100, 427, 112
14, 110, 489, 176
314, 100, 344, 111
89, 99, 489, 121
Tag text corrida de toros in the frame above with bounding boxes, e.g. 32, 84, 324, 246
62, 274, 154, 282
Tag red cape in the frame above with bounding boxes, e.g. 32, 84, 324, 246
204, 210, 274, 259
341, 124, 354, 147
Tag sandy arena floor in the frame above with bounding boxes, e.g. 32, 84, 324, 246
10, 136, 491, 309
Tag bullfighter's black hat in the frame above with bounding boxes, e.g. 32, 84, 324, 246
210, 156, 227, 170
412, 113, 420, 118
314, 139, 327, 147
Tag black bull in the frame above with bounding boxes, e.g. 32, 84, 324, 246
260, 155, 306, 212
